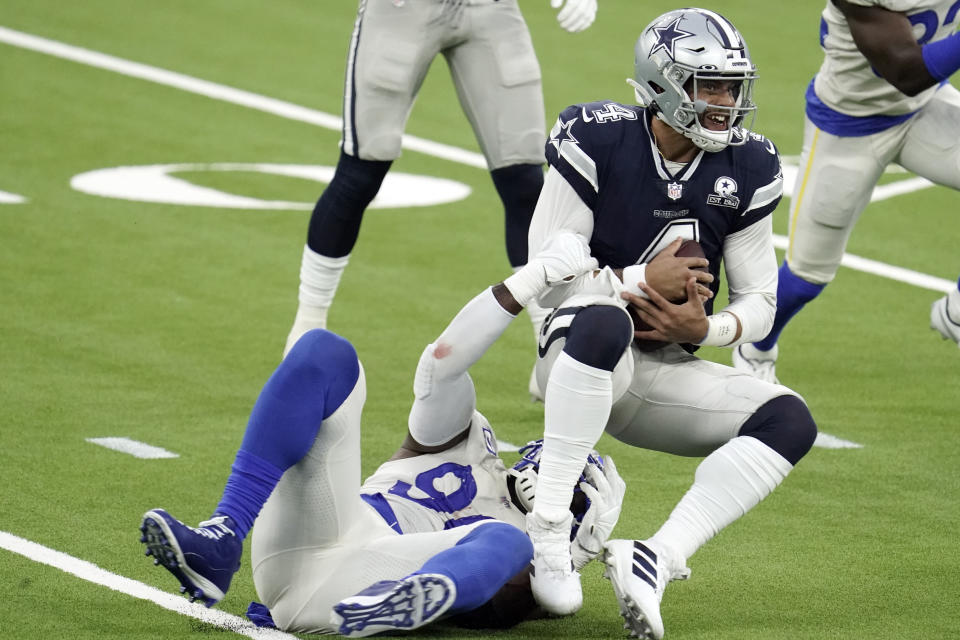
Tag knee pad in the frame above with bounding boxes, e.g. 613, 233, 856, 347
738, 394, 817, 465
490, 163, 544, 267
282, 329, 361, 421
307, 151, 392, 256
564, 305, 633, 371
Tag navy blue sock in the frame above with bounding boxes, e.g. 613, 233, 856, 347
307, 151, 392, 257
213, 330, 360, 539
214, 450, 284, 538
754, 261, 826, 352
490, 163, 544, 267
414, 522, 532, 614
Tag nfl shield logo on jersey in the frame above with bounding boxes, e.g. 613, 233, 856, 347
667, 182, 683, 200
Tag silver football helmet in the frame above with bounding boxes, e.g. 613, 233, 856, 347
628, 7, 758, 152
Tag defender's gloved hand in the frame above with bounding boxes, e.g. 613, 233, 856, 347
551, 0, 597, 33
572, 456, 626, 570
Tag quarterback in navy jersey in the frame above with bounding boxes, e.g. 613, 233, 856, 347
516, 9, 819, 639
544, 99, 783, 319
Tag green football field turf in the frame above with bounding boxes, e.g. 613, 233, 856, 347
1, 1, 958, 638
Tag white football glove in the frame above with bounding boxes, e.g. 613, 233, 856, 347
571, 456, 626, 570
537, 231, 598, 286
551, 0, 597, 33
503, 231, 597, 306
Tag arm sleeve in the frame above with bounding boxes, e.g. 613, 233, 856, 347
716, 215, 778, 346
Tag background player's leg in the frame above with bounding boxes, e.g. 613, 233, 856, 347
894, 86, 960, 348
285, 0, 439, 354
734, 117, 887, 381
285, 153, 391, 356
444, 2, 549, 396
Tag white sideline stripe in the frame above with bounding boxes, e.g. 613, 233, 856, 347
86, 437, 179, 459
0, 530, 296, 639
813, 432, 864, 449
772, 234, 953, 293
0, 26, 488, 169
0, 189, 27, 203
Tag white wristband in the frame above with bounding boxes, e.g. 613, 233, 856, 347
503, 262, 545, 307
698, 312, 738, 347
622, 264, 649, 299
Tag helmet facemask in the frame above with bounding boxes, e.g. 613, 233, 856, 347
628, 8, 759, 152
505, 439, 604, 540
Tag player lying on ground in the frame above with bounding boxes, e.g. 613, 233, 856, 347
140, 233, 622, 637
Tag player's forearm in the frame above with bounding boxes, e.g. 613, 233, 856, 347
715, 218, 777, 346
708, 291, 775, 346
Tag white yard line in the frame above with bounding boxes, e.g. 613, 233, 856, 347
0, 189, 27, 203
771, 235, 953, 293
0, 530, 297, 639
86, 437, 180, 459
0, 26, 487, 169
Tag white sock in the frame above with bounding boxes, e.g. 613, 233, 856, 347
408, 287, 517, 446
533, 352, 612, 523
650, 436, 793, 563
297, 245, 349, 309
283, 246, 349, 356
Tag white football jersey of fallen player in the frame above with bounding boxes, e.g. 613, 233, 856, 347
360, 411, 527, 534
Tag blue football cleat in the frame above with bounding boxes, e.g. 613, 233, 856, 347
331, 573, 456, 637
140, 508, 242, 607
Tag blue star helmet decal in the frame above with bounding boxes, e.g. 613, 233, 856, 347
648, 16, 694, 60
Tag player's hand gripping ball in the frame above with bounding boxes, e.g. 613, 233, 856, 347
629, 239, 708, 351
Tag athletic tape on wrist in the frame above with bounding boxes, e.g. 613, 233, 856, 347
503, 263, 544, 307
622, 264, 649, 299
698, 311, 738, 347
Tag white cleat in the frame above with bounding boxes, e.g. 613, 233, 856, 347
603, 539, 689, 640
930, 291, 960, 347
732, 342, 780, 384
527, 512, 582, 615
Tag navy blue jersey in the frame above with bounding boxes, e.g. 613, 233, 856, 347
545, 101, 783, 316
